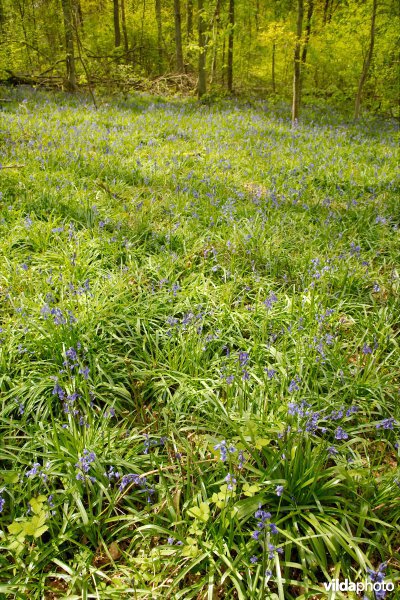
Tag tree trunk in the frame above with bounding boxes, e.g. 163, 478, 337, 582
0, 0, 4, 32
354, 0, 377, 119
174, 0, 184, 72
227, 0, 234, 92
76, 0, 84, 27
300, 0, 313, 103
272, 40, 276, 93
187, 0, 193, 39
210, 0, 221, 84
121, 0, 129, 52
198, 0, 206, 98
323, 0, 328, 25
61, 0, 77, 90
113, 0, 121, 48
292, 0, 303, 126
155, 0, 163, 72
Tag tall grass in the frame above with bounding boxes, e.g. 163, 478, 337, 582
0, 88, 399, 598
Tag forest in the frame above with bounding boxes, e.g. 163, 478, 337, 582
0, 0, 399, 118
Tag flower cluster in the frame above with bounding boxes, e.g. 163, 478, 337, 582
118, 473, 155, 503
75, 449, 96, 482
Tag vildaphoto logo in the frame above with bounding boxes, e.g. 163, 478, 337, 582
323, 579, 395, 594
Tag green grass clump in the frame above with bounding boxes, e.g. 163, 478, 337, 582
0, 89, 399, 599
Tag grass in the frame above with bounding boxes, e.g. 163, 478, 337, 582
0, 87, 399, 599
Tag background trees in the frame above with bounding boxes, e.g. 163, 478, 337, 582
0, 0, 398, 116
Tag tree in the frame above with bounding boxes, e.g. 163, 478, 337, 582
155, 0, 163, 72
198, 0, 206, 97
61, 0, 77, 90
187, 0, 193, 39
227, 0, 234, 92
174, 0, 184, 72
292, 0, 303, 125
121, 0, 129, 52
113, 0, 121, 48
300, 0, 314, 103
354, 0, 377, 119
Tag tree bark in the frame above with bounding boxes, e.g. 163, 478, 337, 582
155, 0, 163, 72
210, 0, 221, 84
121, 0, 129, 52
0, 0, 4, 32
187, 0, 193, 39
61, 0, 77, 90
272, 40, 276, 93
174, 0, 184, 72
300, 0, 313, 103
354, 0, 377, 119
227, 0, 234, 92
292, 0, 303, 125
197, 0, 206, 98
113, 0, 121, 48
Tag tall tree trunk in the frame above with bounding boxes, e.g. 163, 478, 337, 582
61, 0, 77, 90
227, 0, 234, 92
355, 0, 377, 119
187, 0, 193, 39
292, 0, 303, 125
113, 0, 121, 47
197, 0, 206, 98
16, 0, 32, 67
121, 0, 129, 52
210, 0, 221, 84
323, 0, 330, 25
155, 0, 163, 72
272, 40, 276, 93
300, 0, 313, 103
0, 0, 4, 32
174, 0, 184, 72
76, 0, 83, 27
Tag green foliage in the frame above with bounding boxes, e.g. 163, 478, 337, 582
0, 0, 398, 115
0, 89, 399, 597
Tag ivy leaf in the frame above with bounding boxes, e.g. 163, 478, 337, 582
187, 501, 210, 522
0, 470, 19, 484
255, 438, 270, 450
243, 482, 261, 497
8, 521, 25, 536
24, 512, 47, 538
30, 496, 47, 515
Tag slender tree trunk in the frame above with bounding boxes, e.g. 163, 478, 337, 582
0, 0, 4, 32
210, 0, 221, 84
198, 0, 206, 98
272, 40, 276, 93
300, 0, 313, 103
113, 0, 121, 47
323, 0, 330, 25
155, 0, 163, 72
227, 0, 234, 92
16, 0, 32, 67
76, 0, 83, 27
140, 0, 146, 66
61, 0, 77, 90
121, 0, 128, 52
255, 0, 260, 31
221, 35, 225, 86
355, 0, 377, 119
174, 0, 184, 72
292, 0, 303, 125
187, 0, 193, 39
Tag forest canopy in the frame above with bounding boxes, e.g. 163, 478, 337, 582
0, 0, 399, 117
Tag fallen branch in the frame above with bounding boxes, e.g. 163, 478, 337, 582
0, 164, 26, 169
